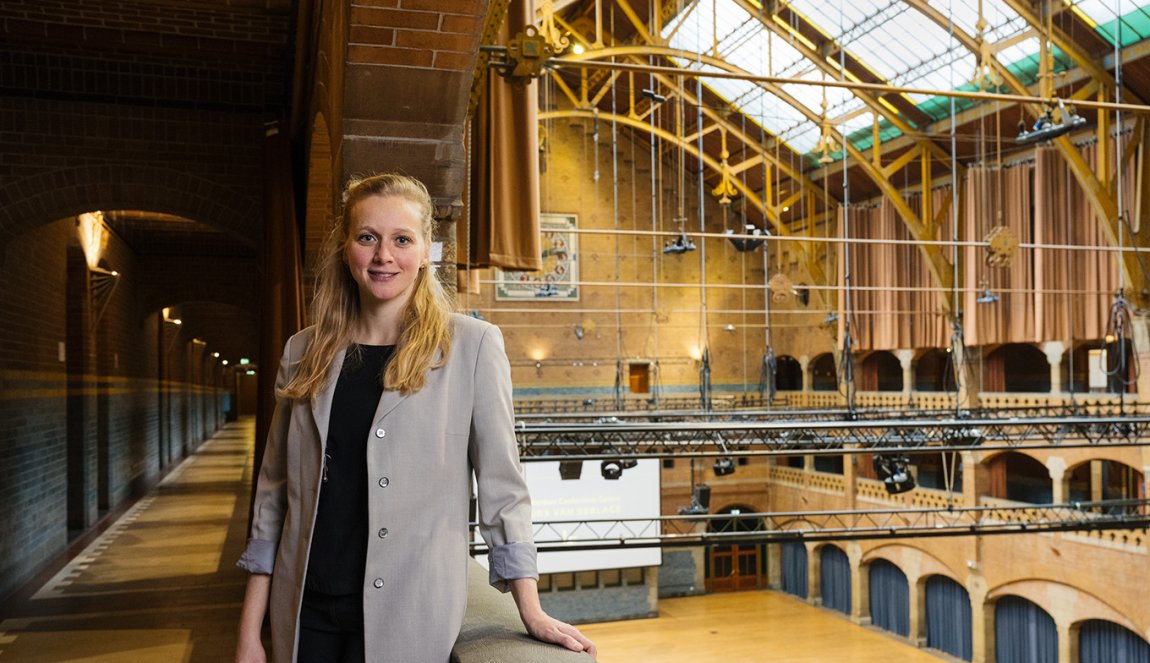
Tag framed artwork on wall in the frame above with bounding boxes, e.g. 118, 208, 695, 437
495, 213, 580, 301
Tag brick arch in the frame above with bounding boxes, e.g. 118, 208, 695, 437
861, 542, 965, 586
988, 579, 1140, 637
140, 259, 259, 317
0, 165, 260, 248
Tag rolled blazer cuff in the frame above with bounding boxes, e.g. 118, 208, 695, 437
236, 538, 277, 575
488, 541, 538, 591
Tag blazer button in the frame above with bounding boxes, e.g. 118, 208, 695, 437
378, 527, 389, 538
374, 428, 386, 439
378, 476, 390, 488
373, 578, 384, 589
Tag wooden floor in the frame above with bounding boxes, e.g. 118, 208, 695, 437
0, 418, 943, 662
581, 591, 944, 663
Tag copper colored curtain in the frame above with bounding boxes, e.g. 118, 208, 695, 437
984, 350, 1005, 392
987, 456, 1007, 498
963, 165, 1036, 345
1034, 144, 1125, 343
462, 0, 541, 272
840, 193, 948, 352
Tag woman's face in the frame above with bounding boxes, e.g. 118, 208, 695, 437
344, 194, 428, 312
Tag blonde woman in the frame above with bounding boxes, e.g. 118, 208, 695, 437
235, 173, 595, 662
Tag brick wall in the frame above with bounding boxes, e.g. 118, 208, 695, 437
467, 116, 816, 398
0, 217, 230, 599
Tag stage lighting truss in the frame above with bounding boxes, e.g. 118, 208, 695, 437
514, 415, 1150, 461
469, 498, 1150, 554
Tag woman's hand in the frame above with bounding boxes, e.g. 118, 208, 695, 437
522, 611, 598, 657
510, 578, 597, 657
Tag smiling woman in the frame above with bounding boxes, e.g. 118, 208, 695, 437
234, 173, 596, 663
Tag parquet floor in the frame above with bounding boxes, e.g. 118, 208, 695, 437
580, 590, 945, 662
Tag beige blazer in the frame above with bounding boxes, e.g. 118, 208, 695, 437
241, 314, 536, 663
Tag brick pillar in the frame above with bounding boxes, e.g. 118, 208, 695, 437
799, 354, 811, 393
66, 245, 98, 530
970, 572, 991, 663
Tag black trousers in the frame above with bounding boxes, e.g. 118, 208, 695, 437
297, 589, 365, 663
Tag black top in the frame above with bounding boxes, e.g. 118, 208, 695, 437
305, 344, 394, 595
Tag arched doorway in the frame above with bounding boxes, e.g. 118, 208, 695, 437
705, 505, 764, 593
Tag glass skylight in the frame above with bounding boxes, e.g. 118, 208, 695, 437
659, 0, 1150, 161
1068, 1, 1150, 46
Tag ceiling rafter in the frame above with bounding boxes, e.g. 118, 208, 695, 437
553, 13, 839, 295
539, 107, 830, 287
726, 0, 961, 314
904, 0, 1150, 308
1003, 0, 1144, 105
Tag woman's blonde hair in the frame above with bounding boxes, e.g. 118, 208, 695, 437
281, 173, 453, 400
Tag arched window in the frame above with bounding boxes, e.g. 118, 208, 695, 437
985, 343, 1050, 392
868, 559, 909, 636
925, 575, 972, 660
1068, 460, 1145, 506
913, 453, 963, 491
860, 351, 902, 391
811, 353, 837, 392
1079, 619, 1150, 663
986, 452, 1052, 504
914, 349, 956, 392
776, 355, 802, 391
781, 541, 808, 599
819, 545, 851, 615
995, 595, 1057, 663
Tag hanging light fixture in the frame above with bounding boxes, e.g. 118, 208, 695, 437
873, 455, 916, 494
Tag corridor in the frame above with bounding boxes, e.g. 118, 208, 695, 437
0, 420, 255, 662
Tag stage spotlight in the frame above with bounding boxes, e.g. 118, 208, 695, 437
713, 457, 736, 476
662, 232, 697, 255
976, 286, 1000, 304
873, 454, 916, 494
678, 483, 711, 515
600, 458, 637, 480
558, 460, 583, 480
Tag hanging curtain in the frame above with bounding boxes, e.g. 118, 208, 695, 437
1080, 619, 1150, 663
868, 559, 910, 636
781, 541, 808, 599
461, 0, 541, 272
987, 455, 1008, 498
819, 545, 851, 615
964, 165, 1037, 345
1034, 144, 1126, 343
841, 196, 947, 352
925, 575, 973, 661
985, 348, 1006, 391
995, 595, 1058, 663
